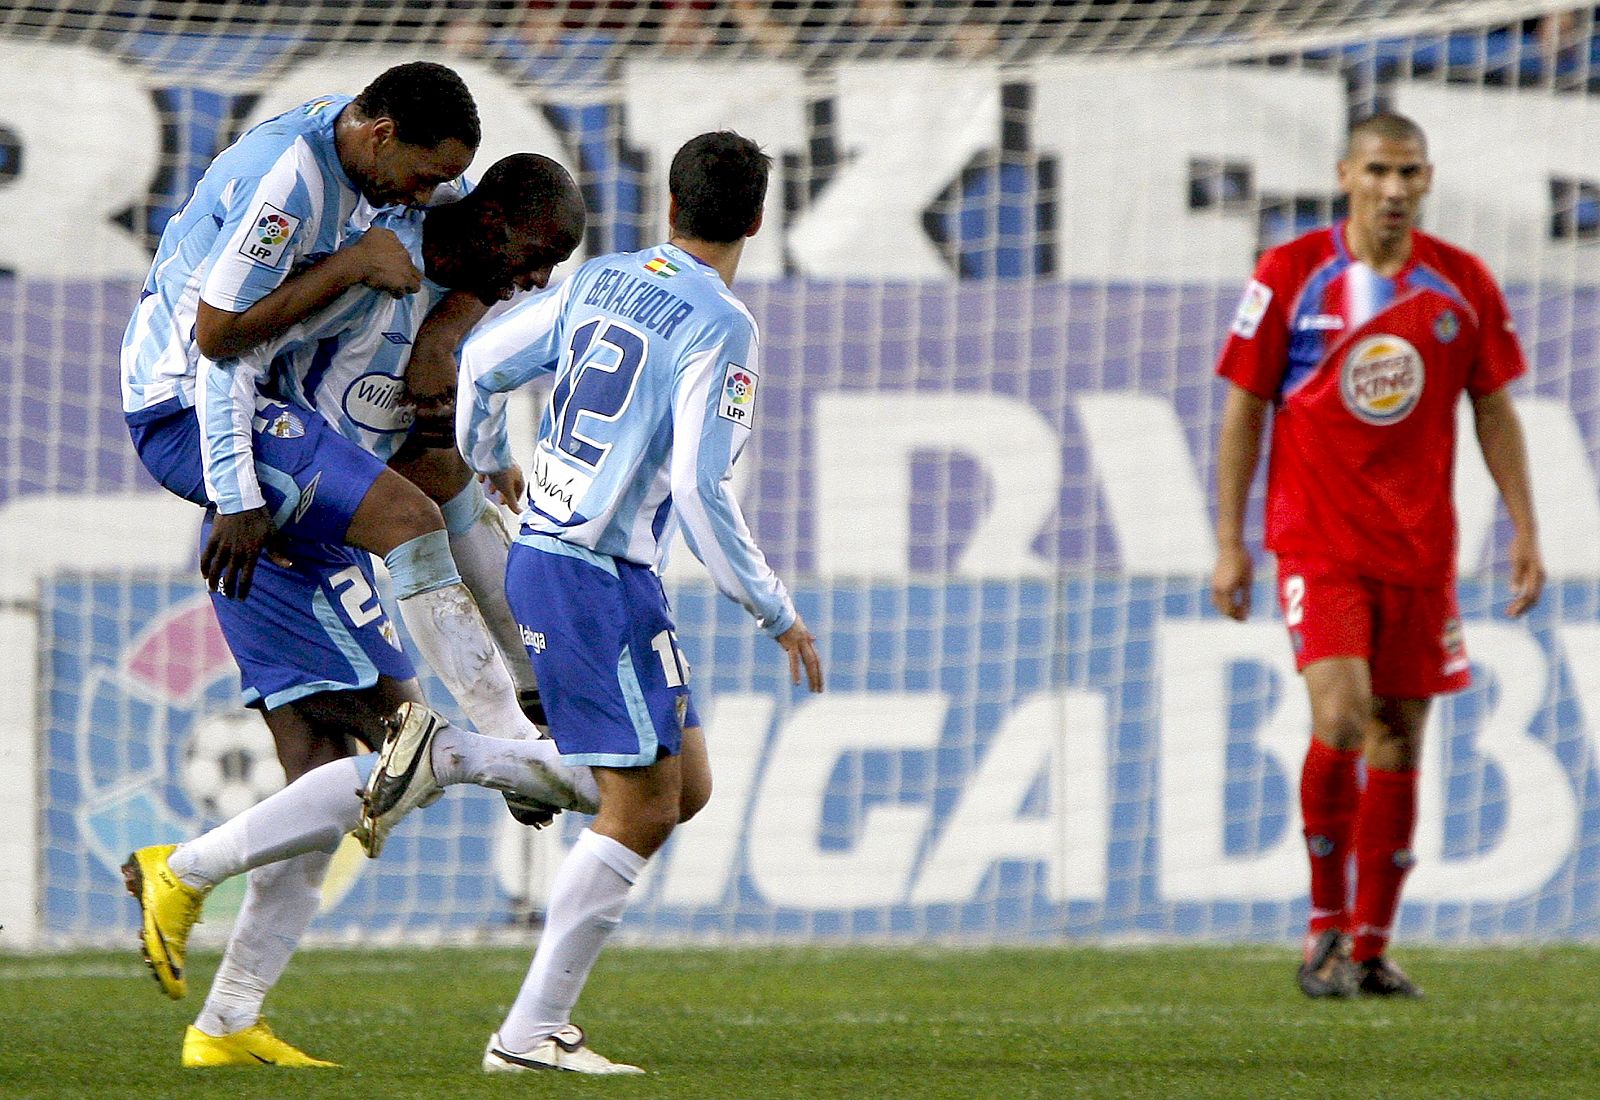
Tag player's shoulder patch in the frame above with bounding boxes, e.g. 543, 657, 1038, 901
1230, 279, 1273, 339
239, 201, 301, 268
718, 361, 757, 427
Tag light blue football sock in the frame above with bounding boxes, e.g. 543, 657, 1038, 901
384, 529, 461, 599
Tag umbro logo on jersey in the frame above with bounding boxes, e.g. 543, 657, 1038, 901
382, 331, 410, 345
292, 471, 321, 526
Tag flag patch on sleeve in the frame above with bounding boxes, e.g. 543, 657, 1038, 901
718, 362, 757, 426
239, 202, 300, 268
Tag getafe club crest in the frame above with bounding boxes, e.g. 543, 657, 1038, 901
1433, 309, 1460, 344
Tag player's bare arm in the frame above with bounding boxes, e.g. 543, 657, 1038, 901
1211, 384, 1269, 621
195, 228, 422, 360
405, 291, 490, 446
1471, 386, 1545, 617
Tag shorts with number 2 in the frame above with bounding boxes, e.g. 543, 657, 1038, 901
1276, 555, 1470, 698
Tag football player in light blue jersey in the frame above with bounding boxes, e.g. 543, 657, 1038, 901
123, 61, 481, 594
371, 131, 822, 1074
121, 155, 600, 1070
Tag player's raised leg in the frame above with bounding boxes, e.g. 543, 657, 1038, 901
357, 701, 600, 858
392, 445, 557, 826
345, 468, 542, 741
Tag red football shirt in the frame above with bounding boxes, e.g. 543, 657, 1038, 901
1217, 222, 1526, 585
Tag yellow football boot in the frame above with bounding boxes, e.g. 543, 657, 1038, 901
120, 843, 210, 999
181, 1020, 340, 1068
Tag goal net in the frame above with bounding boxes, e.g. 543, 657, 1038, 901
3, 0, 1599, 947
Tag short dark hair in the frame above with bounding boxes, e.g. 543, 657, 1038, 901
668, 131, 770, 244
354, 61, 480, 151
1346, 111, 1427, 158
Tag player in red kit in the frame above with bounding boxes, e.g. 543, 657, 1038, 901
1210, 112, 1545, 998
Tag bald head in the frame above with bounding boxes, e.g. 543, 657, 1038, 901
425, 153, 586, 303
476, 152, 586, 250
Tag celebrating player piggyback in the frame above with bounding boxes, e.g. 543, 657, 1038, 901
454, 130, 823, 1076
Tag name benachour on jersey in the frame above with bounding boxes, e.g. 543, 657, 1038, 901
580, 264, 698, 339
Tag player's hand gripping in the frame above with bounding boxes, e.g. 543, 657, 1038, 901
348, 227, 422, 299
777, 614, 824, 694
1506, 528, 1546, 618
1210, 542, 1254, 621
201, 506, 290, 600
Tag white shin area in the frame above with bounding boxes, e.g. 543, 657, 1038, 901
496, 829, 647, 1053
448, 508, 538, 696
169, 755, 364, 891
396, 582, 539, 741
193, 849, 333, 1037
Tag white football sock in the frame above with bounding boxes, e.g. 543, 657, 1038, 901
192, 849, 331, 1036
397, 582, 541, 741
497, 829, 646, 1053
169, 756, 366, 890
430, 722, 599, 812
445, 487, 538, 695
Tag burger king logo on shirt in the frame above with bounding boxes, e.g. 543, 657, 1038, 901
1340, 334, 1424, 425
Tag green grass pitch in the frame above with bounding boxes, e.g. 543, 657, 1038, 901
3, 944, 1598, 1098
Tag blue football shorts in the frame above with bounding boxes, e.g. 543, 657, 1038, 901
202, 513, 415, 711
505, 535, 699, 768
127, 395, 385, 545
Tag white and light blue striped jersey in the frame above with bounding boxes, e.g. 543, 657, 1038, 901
123, 95, 357, 416
458, 242, 795, 638
202, 207, 443, 477
123, 95, 362, 512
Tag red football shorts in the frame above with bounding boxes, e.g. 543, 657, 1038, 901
1275, 556, 1471, 698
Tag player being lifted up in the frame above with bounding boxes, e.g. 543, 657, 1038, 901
121, 59, 547, 751
359, 131, 824, 1074
125, 60, 478, 517
122, 154, 599, 1068
1210, 112, 1545, 999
